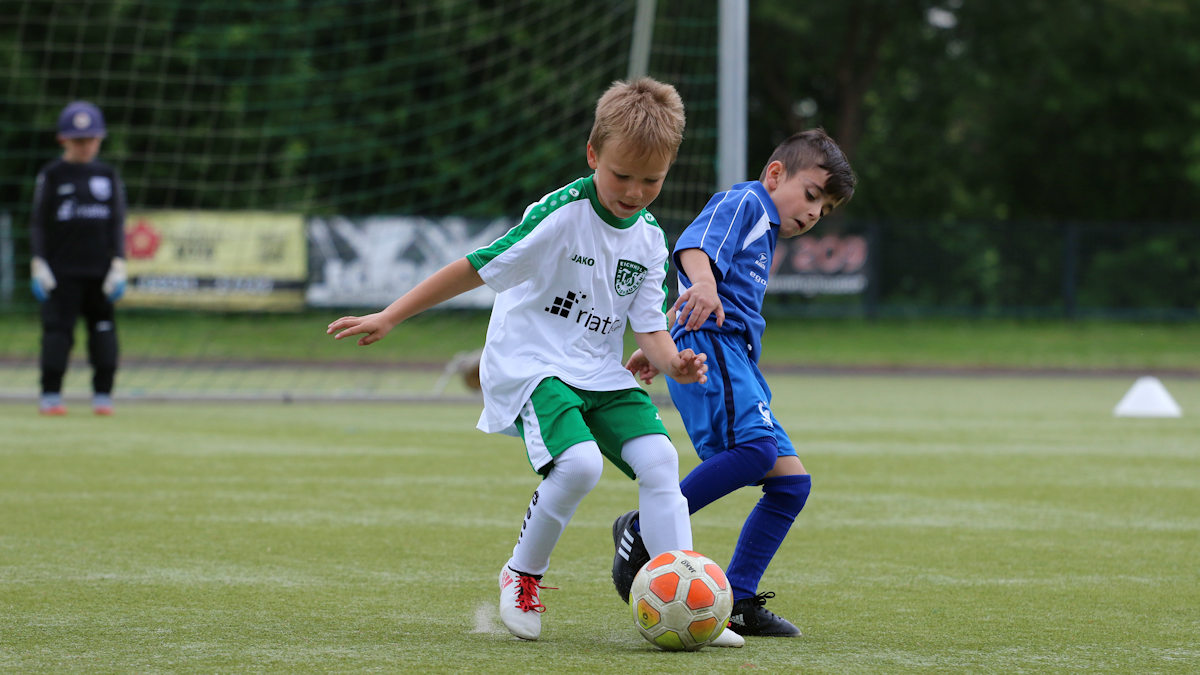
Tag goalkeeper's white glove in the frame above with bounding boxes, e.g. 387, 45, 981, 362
103, 257, 127, 302
31, 256, 56, 302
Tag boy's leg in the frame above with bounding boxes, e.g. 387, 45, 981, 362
678, 436, 776, 513
609, 435, 772, 603
666, 331, 808, 636
591, 389, 686, 603
501, 380, 604, 640
82, 279, 118, 414
507, 441, 604, 576
500, 441, 602, 640
666, 331, 777, 513
618, 432, 746, 648
726, 454, 810, 637
39, 277, 81, 413
619, 433, 690, 555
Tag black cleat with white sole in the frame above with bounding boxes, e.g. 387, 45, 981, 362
728, 592, 802, 637
611, 510, 650, 604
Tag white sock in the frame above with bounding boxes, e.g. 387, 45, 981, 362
621, 434, 692, 555
508, 441, 603, 576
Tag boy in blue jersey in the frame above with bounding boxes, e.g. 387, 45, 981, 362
614, 129, 856, 638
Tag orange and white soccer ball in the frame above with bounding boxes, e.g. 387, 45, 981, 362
630, 549, 733, 651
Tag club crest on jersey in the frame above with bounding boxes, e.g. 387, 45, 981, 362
614, 259, 648, 296
89, 176, 112, 201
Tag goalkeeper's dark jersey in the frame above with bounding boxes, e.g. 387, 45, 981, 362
30, 158, 126, 278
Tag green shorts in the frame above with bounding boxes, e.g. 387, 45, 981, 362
514, 377, 669, 479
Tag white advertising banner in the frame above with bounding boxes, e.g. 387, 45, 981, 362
307, 215, 512, 308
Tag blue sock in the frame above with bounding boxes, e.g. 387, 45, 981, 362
726, 474, 811, 602
633, 438, 775, 535
679, 437, 777, 514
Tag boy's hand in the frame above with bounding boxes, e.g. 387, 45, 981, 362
327, 313, 395, 346
102, 257, 126, 302
663, 348, 707, 385
31, 256, 56, 302
673, 282, 724, 331
625, 348, 662, 385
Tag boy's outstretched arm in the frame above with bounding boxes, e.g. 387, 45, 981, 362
327, 258, 484, 346
633, 330, 707, 385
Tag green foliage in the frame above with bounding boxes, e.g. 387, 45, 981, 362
752, 0, 1200, 222
0, 1, 640, 218
749, 0, 1200, 314
2, 0, 1195, 315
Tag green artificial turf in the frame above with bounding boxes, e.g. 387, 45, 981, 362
2, 375, 1198, 672
2, 311, 1198, 402
1, 311, 1199, 371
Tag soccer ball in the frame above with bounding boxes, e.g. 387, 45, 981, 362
630, 549, 733, 651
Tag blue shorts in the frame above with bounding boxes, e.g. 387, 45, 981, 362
666, 330, 797, 461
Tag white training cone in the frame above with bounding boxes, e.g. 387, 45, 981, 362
1113, 376, 1182, 418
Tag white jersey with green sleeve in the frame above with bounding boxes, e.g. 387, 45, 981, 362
465, 175, 670, 434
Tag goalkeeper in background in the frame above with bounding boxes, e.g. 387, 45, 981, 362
30, 101, 127, 416
329, 78, 731, 645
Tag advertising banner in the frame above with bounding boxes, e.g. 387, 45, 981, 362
767, 233, 870, 296
124, 211, 307, 310
307, 216, 512, 308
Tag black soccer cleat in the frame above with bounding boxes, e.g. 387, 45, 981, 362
611, 510, 650, 604
727, 591, 803, 637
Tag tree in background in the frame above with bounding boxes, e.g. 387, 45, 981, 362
749, 0, 1200, 222
748, 0, 1198, 311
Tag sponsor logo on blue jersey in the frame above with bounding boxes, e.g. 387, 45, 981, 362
757, 401, 773, 428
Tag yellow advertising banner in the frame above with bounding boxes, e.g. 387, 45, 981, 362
123, 211, 306, 310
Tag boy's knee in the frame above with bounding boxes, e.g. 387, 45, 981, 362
762, 474, 812, 514
622, 434, 679, 483
40, 332, 72, 370
737, 436, 779, 477
551, 442, 604, 493
88, 324, 118, 369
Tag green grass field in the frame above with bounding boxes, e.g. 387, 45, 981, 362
3, 312, 1200, 369
2, 312, 1199, 402
3, 374, 1198, 672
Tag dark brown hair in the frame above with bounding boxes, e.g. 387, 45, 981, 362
759, 128, 856, 206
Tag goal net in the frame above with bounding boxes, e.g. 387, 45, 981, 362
0, 0, 719, 402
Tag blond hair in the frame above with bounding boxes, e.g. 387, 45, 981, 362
588, 77, 685, 162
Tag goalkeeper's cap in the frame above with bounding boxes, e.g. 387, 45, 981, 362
57, 101, 107, 138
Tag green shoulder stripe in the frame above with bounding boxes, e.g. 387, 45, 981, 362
467, 177, 590, 270
647, 214, 671, 313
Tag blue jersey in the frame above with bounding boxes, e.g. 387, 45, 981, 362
670, 181, 778, 361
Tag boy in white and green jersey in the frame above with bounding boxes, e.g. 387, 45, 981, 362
328, 78, 711, 643
468, 175, 673, 451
